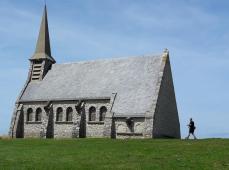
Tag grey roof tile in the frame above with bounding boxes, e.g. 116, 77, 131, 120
20, 54, 163, 115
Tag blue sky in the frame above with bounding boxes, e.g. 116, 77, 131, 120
0, 0, 229, 138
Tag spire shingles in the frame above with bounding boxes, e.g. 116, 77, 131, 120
31, 5, 55, 63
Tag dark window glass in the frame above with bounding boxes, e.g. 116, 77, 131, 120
35, 108, 42, 121
27, 108, 33, 122
56, 107, 63, 121
89, 107, 96, 121
66, 107, 73, 122
99, 106, 107, 121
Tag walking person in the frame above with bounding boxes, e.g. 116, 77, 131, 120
186, 118, 197, 139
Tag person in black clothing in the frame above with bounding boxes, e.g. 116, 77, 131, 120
185, 118, 197, 139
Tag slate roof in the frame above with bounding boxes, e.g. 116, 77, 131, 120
20, 55, 164, 116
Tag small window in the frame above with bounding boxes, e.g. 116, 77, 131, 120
27, 108, 33, 122
35, 108, 42, 122
89, 107, 96, 121
99, 106, 107, 121
56, 107, 63, 122
66, 107, 73, 122
126, 118, 134, 133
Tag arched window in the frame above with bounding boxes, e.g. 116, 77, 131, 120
35, 108, 42, 122
27, 108, 33, 122
99, 106, 107, 121
56, 107, 63, 122
89, 107, 96, 121
66, 107, 73, 122
126, 117, 134, 133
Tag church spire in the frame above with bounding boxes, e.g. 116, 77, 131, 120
29, 5, 55, 81
31, 5, 55, 63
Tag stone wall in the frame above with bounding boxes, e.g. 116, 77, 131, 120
14, 83, 180, 139
54, 123, 77, 138
87, 123, 105, 137
21, 99, 112, 138
85, 100, 111, 137
23, 103, 47, 138
22, 101, 81, 138
9, 63, 33, 138
115, 118, 145, 139
152, 56, 181, 138
53, 102, 80, 138
24, 123, 44, 138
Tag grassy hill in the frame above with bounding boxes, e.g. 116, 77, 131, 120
0, 138, 228, 169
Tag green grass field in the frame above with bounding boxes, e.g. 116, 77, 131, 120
0, 138, 228, 170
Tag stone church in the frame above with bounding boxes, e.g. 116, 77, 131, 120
9, 6, 180, 139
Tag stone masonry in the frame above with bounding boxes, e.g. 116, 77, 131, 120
9, 6, 181, 139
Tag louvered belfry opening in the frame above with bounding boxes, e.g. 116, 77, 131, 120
29, 6, 55, 82
31, 61, 43, 80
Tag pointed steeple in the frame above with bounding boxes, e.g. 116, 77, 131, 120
31, 5, 55, 63
29, 5, 55, 81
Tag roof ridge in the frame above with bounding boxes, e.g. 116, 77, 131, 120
55, 53, 163, 65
